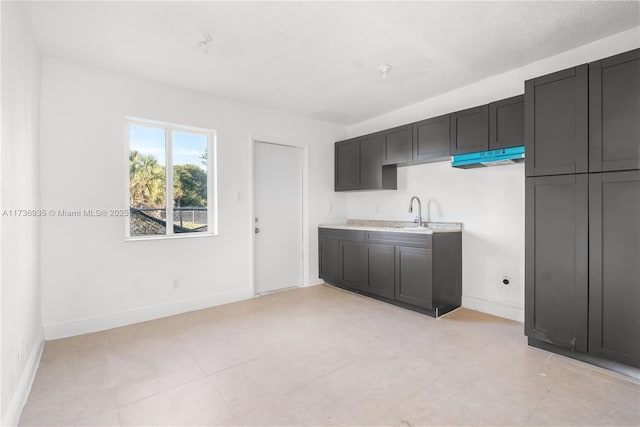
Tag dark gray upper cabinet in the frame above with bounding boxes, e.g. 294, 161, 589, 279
335, 96, 525, 176
413, 114, 451, 162
450, 105, 489, 155
335, 135, 397, 192
489, 95, 524, 150
525, 174, 589, 352
359, 133, 384, 189
588, 171, 640, 368
525, 65, 589, 177
589, 48, 640, 173
335, 139, 359, 191
383, 124, 413, 165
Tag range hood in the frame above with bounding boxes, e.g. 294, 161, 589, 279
452, 146, 525, 168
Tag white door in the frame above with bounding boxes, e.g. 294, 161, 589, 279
254, 141, 303, 294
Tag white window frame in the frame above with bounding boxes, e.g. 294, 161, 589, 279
125, 117, 218, 241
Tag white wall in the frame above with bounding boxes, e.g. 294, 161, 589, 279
347, 163, 526, 320
1, 2, 44, 425
346, 28, 640, 322
39, 58, 347, 339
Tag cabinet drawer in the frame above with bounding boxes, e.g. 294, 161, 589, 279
365, 231, 432, 248
319, 228, 364, 241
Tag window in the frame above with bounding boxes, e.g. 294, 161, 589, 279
126, 119, 216, 239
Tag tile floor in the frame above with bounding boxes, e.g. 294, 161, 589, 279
20, 285, 640, 426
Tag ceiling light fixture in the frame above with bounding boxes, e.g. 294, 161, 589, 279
378, 65, 392, 80
199, 33, 213, 53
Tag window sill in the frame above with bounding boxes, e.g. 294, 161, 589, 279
125, 232, 217, 242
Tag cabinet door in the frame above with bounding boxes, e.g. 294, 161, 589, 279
340, 240, 368, 291
489, 95, 524, 150
589, 171, 640, 367
395, 246, 433, 309
383, 125, 413, 165
319, 237, 340, 283
413, 114, 450, 162
450, 105, 489, 155
360, 133, 384, 190
589, 49, 640, 172
525, 174, 588, 352
367, 243, 395, 299
335, 139, 359, 191
525, 65, 588, 177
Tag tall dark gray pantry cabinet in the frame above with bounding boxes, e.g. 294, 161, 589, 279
525, 48, 640, 369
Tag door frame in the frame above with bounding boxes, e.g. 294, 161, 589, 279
250, 135, 309, 296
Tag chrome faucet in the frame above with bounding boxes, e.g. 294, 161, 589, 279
408, 196, 424, 228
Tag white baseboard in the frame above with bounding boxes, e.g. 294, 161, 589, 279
462, 294, 524, 322
43, 288, 254, 340
2, 332, 44, 427
305, 278, 325, 287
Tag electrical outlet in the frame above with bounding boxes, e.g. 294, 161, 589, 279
17, 336, 23, 361
172, 279, 180, 290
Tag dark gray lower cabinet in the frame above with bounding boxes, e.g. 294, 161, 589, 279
319, 228, 461, 317
525, 174, 589, 352
340, 240, 367, 291
367, 243, 395, 299
395, 246, 433, 309
526, 171, 640, 369
588, 171, 640, 367
319, 236, 340, 283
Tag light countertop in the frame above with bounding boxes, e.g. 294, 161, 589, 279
319, 219, 463, 234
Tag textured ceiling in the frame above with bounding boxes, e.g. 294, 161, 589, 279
24, 1, 640, 125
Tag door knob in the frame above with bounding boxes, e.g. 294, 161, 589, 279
255, 227, 260, 234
